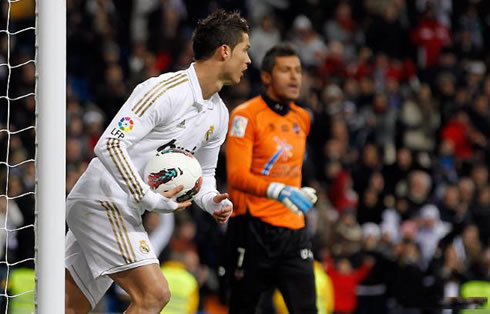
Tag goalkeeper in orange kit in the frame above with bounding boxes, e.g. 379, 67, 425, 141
224, 44, 317, 313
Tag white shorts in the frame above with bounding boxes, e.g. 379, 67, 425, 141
65, 198, 159, 309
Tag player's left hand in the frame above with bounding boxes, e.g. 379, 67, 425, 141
211, 193, 233, 224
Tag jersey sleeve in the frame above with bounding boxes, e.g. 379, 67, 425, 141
192, 104, 228, 212
94, 80, 172, 204
226, 107, 270, 196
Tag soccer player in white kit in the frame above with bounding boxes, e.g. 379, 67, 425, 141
65, 10, 251, 313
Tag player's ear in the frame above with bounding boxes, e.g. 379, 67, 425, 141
260, 71, 271, 85
218, 44, 231, 60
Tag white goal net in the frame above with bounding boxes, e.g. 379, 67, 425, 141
0, 0, 36, 312
0, 0, 65, 313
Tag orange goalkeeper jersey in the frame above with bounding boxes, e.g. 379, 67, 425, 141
226, 95, 310, 229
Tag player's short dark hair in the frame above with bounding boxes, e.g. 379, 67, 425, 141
192, 10, 249, 61
261, 43, 299, 73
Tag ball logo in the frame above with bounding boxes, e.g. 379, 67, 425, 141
118, 117, 134, 132
176, 176, 203, 202
148, 168, 183, 190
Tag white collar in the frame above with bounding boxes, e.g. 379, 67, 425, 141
186, 63, 217, 111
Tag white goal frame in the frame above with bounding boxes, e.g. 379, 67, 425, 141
35, 0, 66, 312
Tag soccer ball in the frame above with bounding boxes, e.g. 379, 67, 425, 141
144, 148, 203, 202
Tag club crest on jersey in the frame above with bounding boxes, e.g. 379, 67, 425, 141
230, 115, 248, 138
118, 117, 134, 133
148, 168, 183, 189
204, 126, 214, 142
139, 240, 150, 254
293, 123, 300, 134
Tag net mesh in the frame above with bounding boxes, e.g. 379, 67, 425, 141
0, 0, 36, 312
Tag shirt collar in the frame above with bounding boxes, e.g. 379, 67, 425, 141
186, 63, 217, 111
261, 93, 291, 116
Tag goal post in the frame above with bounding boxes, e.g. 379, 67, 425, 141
35, 0, 66, 312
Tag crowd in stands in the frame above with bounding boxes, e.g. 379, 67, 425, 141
0, 0, 489, 313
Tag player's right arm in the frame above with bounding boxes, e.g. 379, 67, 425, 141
94, 76, 191, 212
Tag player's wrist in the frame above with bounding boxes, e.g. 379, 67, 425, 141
141, 189, 178, 213
266, 182, 285, 200
201, 191, 219, 214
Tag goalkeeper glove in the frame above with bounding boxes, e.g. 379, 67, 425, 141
267, 183, 316, 215
300, 187, 318, 205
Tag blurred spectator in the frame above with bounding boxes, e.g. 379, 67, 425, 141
365, 3, 407, 59
408, 170, 432, 205
249, 14, 280, 69
437, 184, 461, 224
399, 84, 440, 153
458, 177, 475, 209
360, 92, 397, 152
452, 224, 482, 270
95, 63, 129, 118
160, 250, 200, 314
290, 14, 327, 68
328, 209, 362, 257
389, 239, 442, 313
411, 4, 451, 75
328, 170, 358, 214
323, 2, 363, 61
357, 185, 385, 225
416, 0, 452, 27
470, 185, 490, 245
7, 266, 35, 313
352, 144, 381, 197
383, 147, 414, 198
356, 223, 393, 314
324, 251, 373, 314
457, 4, 484, 54
470, 164, 489, 192
320, 41, 348, 81
414, 204, 451, 269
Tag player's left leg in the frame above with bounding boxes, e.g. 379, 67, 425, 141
276, 229, 317, 314
65, 269, 91, 314
66, 198, 164, 311
109, 263, 170, 313
65, 229, 113, 313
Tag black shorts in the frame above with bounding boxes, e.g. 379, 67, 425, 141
224, 215, 317, 314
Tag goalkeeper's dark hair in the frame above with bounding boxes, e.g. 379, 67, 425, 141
192, 10, 249, 61
261, 43, 299, 73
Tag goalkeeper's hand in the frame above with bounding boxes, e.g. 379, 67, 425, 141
267, 183, 317, 215
141, 185, 192, 213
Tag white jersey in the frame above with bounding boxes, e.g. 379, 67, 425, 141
68, 63, 228, 216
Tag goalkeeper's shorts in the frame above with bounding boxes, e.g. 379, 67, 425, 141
65, 197, 159, 309
224, 215, 317, 314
